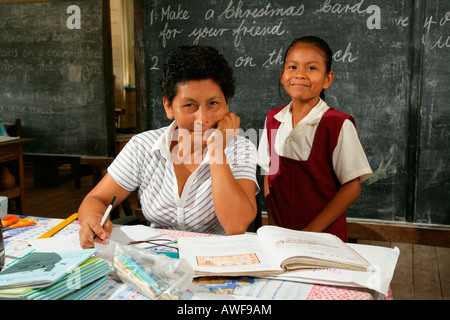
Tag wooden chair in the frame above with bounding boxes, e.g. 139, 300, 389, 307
3, 119, 21, 137
0, 119, 23, 214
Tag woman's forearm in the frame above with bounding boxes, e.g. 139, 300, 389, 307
209, 149, 257, 235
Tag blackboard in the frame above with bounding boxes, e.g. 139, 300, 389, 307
0, 0, 115, 157
135, 0, 449, 226
415, 0, 450, 225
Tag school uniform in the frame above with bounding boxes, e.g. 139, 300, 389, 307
258, 99, 372, 241
108, 120, 259, 235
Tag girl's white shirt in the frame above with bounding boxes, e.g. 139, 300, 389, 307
257, 99, 373, 185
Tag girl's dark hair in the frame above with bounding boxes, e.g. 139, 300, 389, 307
159, 45, 235, 104
279, 36, 333, 100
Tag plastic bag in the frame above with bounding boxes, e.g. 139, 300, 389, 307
101, 241, 194, 300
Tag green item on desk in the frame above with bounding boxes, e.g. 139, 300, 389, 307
156, 252, 179, 259
115, 254, 163, 296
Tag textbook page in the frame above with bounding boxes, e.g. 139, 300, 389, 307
267, 243, 400, 296
178, 234, 281, 276
256, 226, 371, 271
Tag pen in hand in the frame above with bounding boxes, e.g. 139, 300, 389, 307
93, 196, 116, 240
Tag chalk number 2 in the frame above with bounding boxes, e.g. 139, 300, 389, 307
151, 56, 159, 70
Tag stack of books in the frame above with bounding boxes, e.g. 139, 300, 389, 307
0, 249, 111, 300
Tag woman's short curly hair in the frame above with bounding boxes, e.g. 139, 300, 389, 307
159, 45, 235, 104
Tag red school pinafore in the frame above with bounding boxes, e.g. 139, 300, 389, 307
266, 106, 355, 242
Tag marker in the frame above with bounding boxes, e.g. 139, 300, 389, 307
93, 196, 116, 240
116, 255, 162, 294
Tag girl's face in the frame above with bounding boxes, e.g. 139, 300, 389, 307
163, 79, 229, 148
280, 44, 334, 105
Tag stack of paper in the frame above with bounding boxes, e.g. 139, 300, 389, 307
63, 277, 109, 300
0, 250, 111, 300
0, 249, 95, 289
24, 257, 111, 300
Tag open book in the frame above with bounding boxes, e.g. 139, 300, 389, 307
178, 226, 373, 277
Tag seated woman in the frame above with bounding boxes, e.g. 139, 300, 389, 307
78, 45, 259, 248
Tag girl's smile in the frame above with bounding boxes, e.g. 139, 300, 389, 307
280, 44, 334, 107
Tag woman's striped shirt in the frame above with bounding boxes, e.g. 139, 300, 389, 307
108, 121, 259, 235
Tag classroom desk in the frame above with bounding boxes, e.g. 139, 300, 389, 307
1, 216, 392, 300
0, 138, 36, 215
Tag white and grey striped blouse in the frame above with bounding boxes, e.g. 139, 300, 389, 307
108, 121, 259, 235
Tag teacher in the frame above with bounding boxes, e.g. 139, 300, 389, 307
78, 45, 259, 248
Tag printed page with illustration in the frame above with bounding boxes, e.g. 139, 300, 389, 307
178, 226, 372, 277
178, 234, 282, 277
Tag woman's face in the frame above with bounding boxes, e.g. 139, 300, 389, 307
163, 79, 229, 148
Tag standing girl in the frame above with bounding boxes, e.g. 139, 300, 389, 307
257, 36, 372, 242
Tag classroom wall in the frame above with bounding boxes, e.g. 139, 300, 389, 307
110, 0, 136, 130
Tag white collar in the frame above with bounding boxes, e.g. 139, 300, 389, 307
151, 120, 178, 160
151, 120, 211, 164
274, 99, 330, 126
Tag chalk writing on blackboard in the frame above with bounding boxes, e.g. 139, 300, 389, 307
0, 1, 113, 157
137, 0, 449, 225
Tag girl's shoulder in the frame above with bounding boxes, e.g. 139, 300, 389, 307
323, 107, 355, 124
266, 105, 289, 125
267, 105, 288, 117
324, 107, 351, 118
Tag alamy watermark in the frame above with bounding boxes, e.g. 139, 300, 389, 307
66, 5, 81, 30
366, 5, 381, 30
169, 127, 278, 174
66, 265, 81, 290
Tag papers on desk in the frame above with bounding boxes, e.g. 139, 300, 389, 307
109, 224, 166, 245
24, 256, 110, 300
0, 256, 111, 300
28, 225, 166, 252
0, 223, 159, 299
0, 249, 95, 289
28, 233, 83, 252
